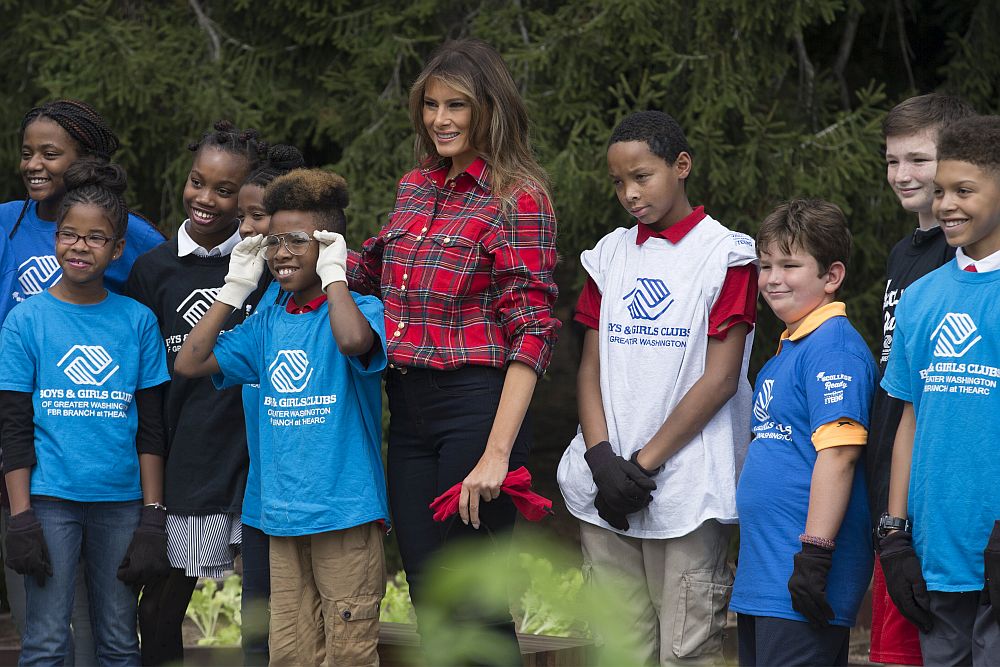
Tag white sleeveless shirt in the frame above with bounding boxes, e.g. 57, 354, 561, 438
557, 216, 757, 538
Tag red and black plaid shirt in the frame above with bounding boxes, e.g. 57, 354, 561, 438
349, 157, 560, 374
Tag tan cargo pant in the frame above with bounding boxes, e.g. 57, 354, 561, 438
580, 519, 734, 666
269, 522, 387, 666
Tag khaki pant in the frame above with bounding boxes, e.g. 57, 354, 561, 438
580, 519, 734, 666
269, 522, 387, 667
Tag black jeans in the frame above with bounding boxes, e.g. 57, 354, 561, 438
241, 524, 270, 666
385, 366, 531, 636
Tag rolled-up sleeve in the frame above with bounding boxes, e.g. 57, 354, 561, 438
489, 189, 560, 375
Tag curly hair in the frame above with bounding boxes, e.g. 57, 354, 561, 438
188, 119, 264, 172
937, 115, 1000, 174
263, 169, 348, 234
609, 111, 693, 169
58, 157, 129, 238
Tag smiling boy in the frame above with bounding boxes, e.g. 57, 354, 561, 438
879, 115, 1000, 664
174, 169, 389, 666
731, 199, 876, 666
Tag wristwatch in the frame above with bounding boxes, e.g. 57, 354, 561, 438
877, 512, 911, 539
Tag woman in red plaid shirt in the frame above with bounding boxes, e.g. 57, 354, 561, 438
349, 38, 559, 653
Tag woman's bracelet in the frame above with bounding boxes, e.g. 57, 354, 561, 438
799, 533, 835, 550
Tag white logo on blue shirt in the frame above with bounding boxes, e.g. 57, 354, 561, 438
269, 349, 313, 393
18, 255, 61, 295
57, 345, 120, 386
176, 287, 222, 328
623, 278, 675, 320
931, 313, 982, 358
753, 379, 774, 422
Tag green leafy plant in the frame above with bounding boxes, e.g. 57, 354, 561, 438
514, 553, 589, 638
185, 574, 243, 647
380, 571, 417, 624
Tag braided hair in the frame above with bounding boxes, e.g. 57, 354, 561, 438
11, 100, 121, 239
246, 144, 306, 188
188, 120, 264, 172
58, 158, 130, 239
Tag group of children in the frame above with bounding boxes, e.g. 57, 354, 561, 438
0, 68, 996, 667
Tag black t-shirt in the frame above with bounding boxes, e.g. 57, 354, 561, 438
127, 238, 269, 515
865, 226, 955, 527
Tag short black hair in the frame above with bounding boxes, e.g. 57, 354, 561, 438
937, 115, 1000, 176
21, 99, 120, 160
188, 119, 263, 172
263, 169, 348, 234
58, 158, 129, 238
609, 111, 693, 167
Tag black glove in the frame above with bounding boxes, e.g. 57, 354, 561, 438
117, 505, 170, 586
594, 492, 630, 531
788, 543, 835, 627
585, 441, 656, 516
879, 531, 933, 632
5, 508, 52, 586
984, 520, 1000, 628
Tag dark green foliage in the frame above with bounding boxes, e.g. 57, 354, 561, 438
0, 0, 997, 367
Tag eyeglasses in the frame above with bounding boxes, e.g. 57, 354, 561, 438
262, 231, 315, 259
55, 230, 116, 248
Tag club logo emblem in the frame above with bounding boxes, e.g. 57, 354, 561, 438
176, 287, 223, 328
623, 278, 675, 320
269, 350, 313, 393
931, 313, 981, 358
58, 345, 120, 386
753, 379, 774, 422
18, 255, 61, 295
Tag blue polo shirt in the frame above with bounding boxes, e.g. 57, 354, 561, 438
731, 302, 876, 626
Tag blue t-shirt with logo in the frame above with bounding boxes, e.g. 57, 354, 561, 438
213, 293, 389, 537
239, 280, 283, 529
731, 313, 876, 626
0, 199, 164, 302
0, 234, 17, 324
0, 291, 170, 501
882, 261, 1000, 591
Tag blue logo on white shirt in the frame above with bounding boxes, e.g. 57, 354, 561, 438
931, 313, 982, 358
269, 350, 313, 393
623, 278, 675, 320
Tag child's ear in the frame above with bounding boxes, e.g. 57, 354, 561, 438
673, 151, 693, 180
112, 237, 126, 261
823, 261, 846, 294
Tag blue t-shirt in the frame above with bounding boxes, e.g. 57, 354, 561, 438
0, 234, 17, 324
731, 312, 876, 626
882, 261, 1000, 591
0, 291, 170, 501
240, 280, 284, 529
0, 199, 165, 302
213, 293, 389, 537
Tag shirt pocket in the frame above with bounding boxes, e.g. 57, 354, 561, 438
425, 231, 486, 297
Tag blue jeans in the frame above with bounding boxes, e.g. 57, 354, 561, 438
20, 498, 141, 667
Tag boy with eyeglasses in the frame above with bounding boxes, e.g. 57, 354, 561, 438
175, 168, 389, 666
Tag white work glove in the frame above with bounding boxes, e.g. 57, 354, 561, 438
313, 230, 347, 290
216, 234, 266, 308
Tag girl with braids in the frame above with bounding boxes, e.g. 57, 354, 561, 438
348, 38, 559, 660
0, 99, 163, 666
235, 142, 305, 666
0, 158, 170, 666
0, 100, 164, 301
125, 120, 264, 666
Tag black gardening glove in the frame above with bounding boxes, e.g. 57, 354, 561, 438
879, 531, 933, 632
984, 520, 1000, 628
594, 492, 630, 531
788, 543, 835, 628
117, 505, 170, 586
5, 509, 52, 587
585, 441, 657, 517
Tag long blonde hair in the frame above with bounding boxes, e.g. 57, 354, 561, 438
408, 39, 551, 206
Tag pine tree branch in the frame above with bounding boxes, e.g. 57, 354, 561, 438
188, 0, 221, 62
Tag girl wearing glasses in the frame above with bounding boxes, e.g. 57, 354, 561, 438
0, 158, 170, 665
125, 121, 263, 665
0, 99, 164, 666
349, 39, 560, 658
